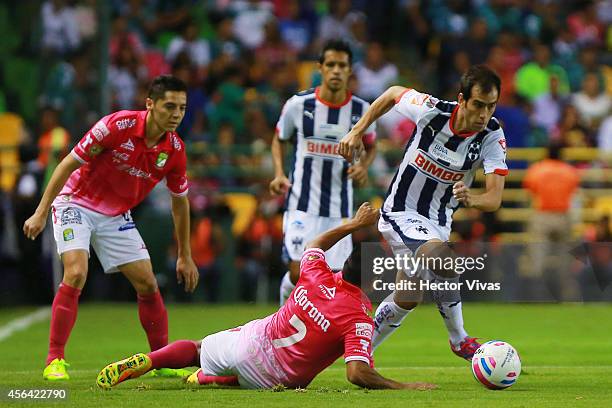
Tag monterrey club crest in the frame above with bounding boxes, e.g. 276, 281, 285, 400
467, 140, 482, 161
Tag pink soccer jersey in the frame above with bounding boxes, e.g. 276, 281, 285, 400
266, 248, 374, 388
61, 110, 188, 216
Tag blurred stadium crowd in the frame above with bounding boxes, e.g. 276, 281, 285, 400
0, 0, 611, 305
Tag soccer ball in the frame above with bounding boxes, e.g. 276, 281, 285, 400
471, 340, 521, 390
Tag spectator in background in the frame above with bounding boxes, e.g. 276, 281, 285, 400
598, 114, 612, 151
532, 75, 569, 135
461, 18, 491, 66
515, 42, 570, 101
231, 0, 274, 50
354, 42, 399, 102
189, 205, 224, 303
316, 0, 355, 47
109, 44, 146, 110
172, 64, 208, 140
567, 0, 605, 46
255, 18, 297, 70
208, 65, 246, 135
166, 20, 211, 84
40, 0, 80, 58
109, 16, 145, 69
37, 107, 70, 171
571, 71, 611, 132
551, 104, 592, 147
278, 0, 315, 57
523, 143, 580, 300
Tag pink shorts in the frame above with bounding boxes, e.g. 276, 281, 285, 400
199, 316, 289, 389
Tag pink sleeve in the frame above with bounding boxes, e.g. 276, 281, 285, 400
343, 320, 374, 366
72, 114, 118, 163
166, 146, 189, 196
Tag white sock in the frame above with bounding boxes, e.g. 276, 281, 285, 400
372, 297, 412, 351
279, 272, 295, 306
437, 301, 468, 346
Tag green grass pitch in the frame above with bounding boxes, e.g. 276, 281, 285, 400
1, 303, 611, 407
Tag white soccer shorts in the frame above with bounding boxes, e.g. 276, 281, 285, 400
51, 199, 150, 273
378, 210, 450, 278
282, 209, 352, 270
199, 316, 288, 389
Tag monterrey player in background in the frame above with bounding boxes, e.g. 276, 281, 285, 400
96, 203, 435, 391
269, 40, 377, 305
339, 66, 507, 361
23, 75, 199, 380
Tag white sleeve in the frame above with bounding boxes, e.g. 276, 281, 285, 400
276, 96, 299, 141
393, 88, 437, 122
481, 128, 509, 176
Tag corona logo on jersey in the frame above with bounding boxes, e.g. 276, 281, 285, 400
412, 150, 465, 183
306, 141, 341, 158
293, 286, 331, 332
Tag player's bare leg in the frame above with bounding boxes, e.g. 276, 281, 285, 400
279, 260, 300, 305
44, 249, 88, 380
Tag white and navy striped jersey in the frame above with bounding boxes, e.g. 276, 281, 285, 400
384, 88, 508, 230
277, 87, 377, 218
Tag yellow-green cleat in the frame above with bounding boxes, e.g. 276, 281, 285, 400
96, 353, 152, 389
145, 367, 195, 378
43, 358, 70, 381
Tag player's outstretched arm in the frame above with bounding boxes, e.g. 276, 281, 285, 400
339, 86, 407, 163
305, 202, 379, 252
346, 361, 436, 390
171, 195, 199, 292
23, 154, 82, 240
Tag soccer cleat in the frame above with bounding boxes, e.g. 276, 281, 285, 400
450, 337, 481, 361
43, 358, 70, 381
96, 353, 152, 389
145, 367, 194, 378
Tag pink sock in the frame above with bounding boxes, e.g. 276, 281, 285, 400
147, 340, 200, 369
196, 371, 239, 386
137, 290, 168, 351
47, 283, 81, 365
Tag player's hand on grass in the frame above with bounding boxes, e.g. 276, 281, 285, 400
353, 202, 379, 227
452, 181, 472, 207
401, 382, 437, 390
23, 212, 47, 240
269, 175, 292, 195
176, 256, 199, 293
347, 163, 369, 187
339, 130, 364, 163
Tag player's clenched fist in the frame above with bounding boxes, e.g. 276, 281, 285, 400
339, 130, 364, 163
269, 175, 292, 195
353, 202, 379, 226
453, 181, 472, 207
23, 212, 47, 240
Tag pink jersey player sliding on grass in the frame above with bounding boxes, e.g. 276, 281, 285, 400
96, 203, 436, 390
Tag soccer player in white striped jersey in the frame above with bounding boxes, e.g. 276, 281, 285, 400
270, 40, 377, 305
339, 65, 507, 361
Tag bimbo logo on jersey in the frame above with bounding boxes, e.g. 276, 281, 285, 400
413, 150, 465, 183
293, 286, 331, 332
306, 141, 340, 158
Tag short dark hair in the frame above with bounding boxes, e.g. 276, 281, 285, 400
459, 65, 501, 101
342, 244, 362, 287
147, 75, 187, 100
547, 142, 562, 160
318, 39, 353, 65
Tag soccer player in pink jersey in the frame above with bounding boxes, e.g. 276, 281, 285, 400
23, 75, 199, 381
96, 203, 435, 391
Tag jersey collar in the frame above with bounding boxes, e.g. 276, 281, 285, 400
449, 105, 477, 138
315, 87, 352, 108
